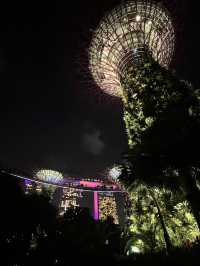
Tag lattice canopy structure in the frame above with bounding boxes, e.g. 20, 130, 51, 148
89, 0, 175, 97
35, 169, 64, 184
108, 165, 122, 181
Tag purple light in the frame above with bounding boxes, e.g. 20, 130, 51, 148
25, 179, 32, 185
80, 181, 102, 188
93, 191, 99, 220
1, 170, 122, 193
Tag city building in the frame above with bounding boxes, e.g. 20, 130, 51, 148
2, 169, 127, 226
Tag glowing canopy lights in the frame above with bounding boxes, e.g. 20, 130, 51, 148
89, 0, 175, 97
108, 166, 122, 181
135, 15, 141, 22
35, 169, 63, 184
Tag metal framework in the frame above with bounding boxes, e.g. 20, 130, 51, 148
89, 0, 175, 97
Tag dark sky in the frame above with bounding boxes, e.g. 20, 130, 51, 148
0, 0, 199, 178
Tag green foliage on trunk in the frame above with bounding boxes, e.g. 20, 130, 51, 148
121, 56, 200, 156
120, 56, 200, 248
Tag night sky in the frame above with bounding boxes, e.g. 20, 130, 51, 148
0, 0, 199, 178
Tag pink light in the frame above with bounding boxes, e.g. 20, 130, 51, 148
80, 181, 102, 188
93, 191, 99, 220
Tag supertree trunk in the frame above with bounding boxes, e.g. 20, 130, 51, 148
121, 57, 200, 232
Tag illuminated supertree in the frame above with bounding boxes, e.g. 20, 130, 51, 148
88, 0, 176, 147
89, 0, 175, 97
35, 169, 64, 185
108, 165, 122, 181
88, 2, 178, 243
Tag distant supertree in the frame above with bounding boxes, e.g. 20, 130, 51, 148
107, 165, 122, 181
35, 169, 64, 185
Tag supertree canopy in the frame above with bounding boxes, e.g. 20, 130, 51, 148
87, 1, 200, 249
89, 0, 175, 97
35, 169, 63, 184
108, 165, 122, 181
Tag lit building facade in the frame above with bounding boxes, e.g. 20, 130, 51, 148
23, 178, 126, 225
98, 192, 119, 224
2, 169, 127, 226
59, 187, 82, 216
